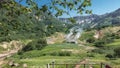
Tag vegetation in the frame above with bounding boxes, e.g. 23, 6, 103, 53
0, 46, 5, 53
13, 43, 85, 58
114, 47, 120, 58
4, 42, 119, 68
16, 0, 92, 16
1, 0, 120, 68
21, 39, 47, 52
8, 43, 101, 68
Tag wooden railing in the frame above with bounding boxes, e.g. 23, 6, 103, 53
47, 62, 105, 68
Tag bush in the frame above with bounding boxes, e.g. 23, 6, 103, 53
0, 36, 12, 42
79, 31, 94, 41
17, 51, 72, 59
22, 39, 47, 52
87, 53, 95, 57
50, 51, 71, 56
86, 37, 95, 43
91, 49, 104, 54
114, 47, 120, 58
94, 40, 105, 47
92, 32, 114, 48
105, 54, 114, 59
59, 51, 71, 56
21, 51, 42, 58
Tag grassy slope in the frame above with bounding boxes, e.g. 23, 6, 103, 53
4, 26, 120, 68
6, 40, 120, 68
10, 43, 106, 68
106, 39, 120, 46
19, 43, 87, 67
105, 39, 120, 67
86, 26, 120, 67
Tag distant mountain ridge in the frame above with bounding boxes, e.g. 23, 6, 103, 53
59, 8, 120, 29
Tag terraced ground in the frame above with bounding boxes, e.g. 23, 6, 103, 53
1, 39, 120, 68
9, 38, 120, 68
105, 39, 120, 68
1, 26, 120, 68
5, 43, 107, 68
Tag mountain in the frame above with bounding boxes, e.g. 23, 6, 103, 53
59, 8, 120, 29
91, 8, 120, 28
59, 14, 99, 24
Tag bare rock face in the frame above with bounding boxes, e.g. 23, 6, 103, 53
14, 63, 19, 67
93, 30, 103, 39
23, 63, 27, 68
8, 60, 14, 66
10, 40, 23, 50
46, 32, 65, 44
0, 42, 9, 49
8, 60, 20, 67
0, 40, 23, 50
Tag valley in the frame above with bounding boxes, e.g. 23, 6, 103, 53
0, 0, 120, 68
0, 26, 120, 68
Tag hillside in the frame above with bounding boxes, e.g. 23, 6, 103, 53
46, 32, 65, 44
59, 8, 120, 29
0, 0, 120, 68
0, 26, 119, 68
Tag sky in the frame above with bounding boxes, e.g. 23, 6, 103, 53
91, 0, 120, 15
16, 0, 120, 18
60, 0, 120, 18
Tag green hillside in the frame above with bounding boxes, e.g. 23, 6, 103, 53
0, 0, 120, 68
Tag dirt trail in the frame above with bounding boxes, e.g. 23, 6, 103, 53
0, 49, 18, 67
0, 50, 18, 58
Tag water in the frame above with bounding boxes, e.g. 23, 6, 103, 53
65, 26, 83, 44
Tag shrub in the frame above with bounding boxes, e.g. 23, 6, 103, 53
87, 53, 95, 57
18, 50, 24, 55
91, 49, 104, 54
86, 37, 95, 43
50, 52, 59, 56
114, 47, 120, 58
105, 54, 114, 59
92, 32, 114, 48
94, 40, 105, 47
59, 51, 71, 56
50, 51, 71, 56
105, 37, 114, 43
18, 50, 44, 58
22, 39, 47, 52
79, 31, 94, 41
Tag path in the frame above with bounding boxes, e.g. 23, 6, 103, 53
0, 49, 19, 67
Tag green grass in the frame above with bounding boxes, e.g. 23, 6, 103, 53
17, 43, 88, 58
7, 41, 120, 68
40, 43, 85, 54
20, 56, 81, 68
9, 43, 106, 68
106, 39, 120, 46
9, 43, 91, 68
19, 56, 107, 68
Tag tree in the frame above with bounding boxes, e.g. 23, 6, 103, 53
16, 0, 92, 17
0, 0, 92, 39
0, 0, 46, 41
0, 0, 92, 52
